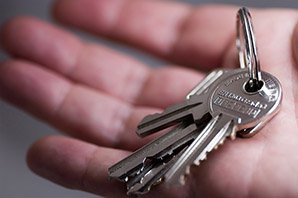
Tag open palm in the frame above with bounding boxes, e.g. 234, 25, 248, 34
1, 1, 298, 197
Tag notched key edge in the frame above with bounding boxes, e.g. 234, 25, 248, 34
165, 114, 235, 186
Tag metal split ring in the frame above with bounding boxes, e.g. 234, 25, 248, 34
236, 7, 263, 92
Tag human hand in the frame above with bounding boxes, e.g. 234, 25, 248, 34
1, 0, 298, 197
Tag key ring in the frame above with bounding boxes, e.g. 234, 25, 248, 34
237, 7, 263, 92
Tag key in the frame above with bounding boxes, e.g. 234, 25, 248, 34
137, 69, 242, 138
137, 97, 207, 137
165, 70, 282, 185
127, 146, 188, 195
187, 69, 280, 137
108, 69, 229, 192
108, 123, 199, 187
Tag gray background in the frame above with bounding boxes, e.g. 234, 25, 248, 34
0, 0, 297, 198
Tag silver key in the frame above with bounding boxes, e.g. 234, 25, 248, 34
187, 69, 280, 138
108, 69, 229, 193
108, 123, 198, 189
137, 69, 242, 138
127, 146, 188, 195
165, 70, 282, 185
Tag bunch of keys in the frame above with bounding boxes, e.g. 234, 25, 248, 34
108, 7, 282, 195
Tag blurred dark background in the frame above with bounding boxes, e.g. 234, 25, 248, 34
0, 0, 297, 197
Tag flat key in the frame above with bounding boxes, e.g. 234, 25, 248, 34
188, 68, 281, 137
108, 123, 198, 182
137, 69, 240, 137
165, 69, 282, 185
137, 96, 207, 137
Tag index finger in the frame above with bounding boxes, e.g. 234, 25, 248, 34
53, 0, 236, 69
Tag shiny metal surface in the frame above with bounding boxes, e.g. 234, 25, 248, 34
237, 7, 262, 91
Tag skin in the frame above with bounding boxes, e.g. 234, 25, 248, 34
1, 0, 298, 197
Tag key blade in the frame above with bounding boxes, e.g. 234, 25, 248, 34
187, 69, 224, 99
108, 123, 198, 180
164, 115, 219, 185
186, 69, 244, 99
137, 96, 207, 137
165, 114, 235, 185
127, 146, 188, 195
137, 69, 240, 138
193, 119, 235, 165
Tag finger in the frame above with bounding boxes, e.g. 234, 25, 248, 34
27, 136, 188, 197
0, 17, 203, 108
53, 0, 236, 69
0, 60, 163, 150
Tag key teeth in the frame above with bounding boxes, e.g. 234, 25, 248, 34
179, 175, 186, 185
177, 163, 199, 186
230, 131, 237, 140
193, 137, 227, 166
179, 163, 201, 185
176, 165, 191, 186
193, 160, 200, 166
193, 154, 207, 165
185, 166, 190, 175
178, 130, 235, 186
173, 135, 238, 188
218, 139, 225, 146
